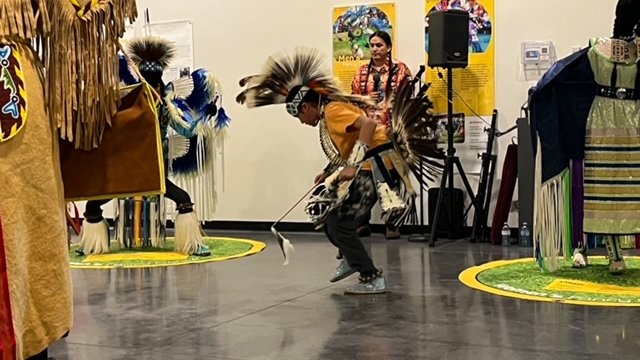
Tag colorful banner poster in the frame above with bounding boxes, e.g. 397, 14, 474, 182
147, 20, 194, 83
425, 0, 495, 115
435, 113, 465, 144
332, 3, 397, 93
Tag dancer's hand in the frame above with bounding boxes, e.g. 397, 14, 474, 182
369, 91, 382, 102
338, 166, 357, 182
314, 171, 328, 184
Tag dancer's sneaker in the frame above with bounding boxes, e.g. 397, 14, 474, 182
330, 259, 356, 283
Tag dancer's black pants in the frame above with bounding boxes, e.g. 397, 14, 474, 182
323, 171, 378, 277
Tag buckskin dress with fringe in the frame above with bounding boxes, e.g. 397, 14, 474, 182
0, 1, 137, 358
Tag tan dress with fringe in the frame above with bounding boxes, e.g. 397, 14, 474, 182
0, 1, 137, 358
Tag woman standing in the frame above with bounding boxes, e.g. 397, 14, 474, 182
350, 31, 412, 239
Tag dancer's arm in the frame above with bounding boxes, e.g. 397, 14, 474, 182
339, 115, 376, 182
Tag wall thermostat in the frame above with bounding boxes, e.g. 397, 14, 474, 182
521, 41, 557, 81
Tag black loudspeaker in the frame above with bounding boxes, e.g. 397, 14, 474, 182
428, 188, 465, 238
427, 10, 469, 68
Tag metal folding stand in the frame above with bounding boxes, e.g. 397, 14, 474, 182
466, 110, 521, 244
469, 110, 498, 243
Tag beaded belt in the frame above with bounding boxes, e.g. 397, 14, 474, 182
596, 85, 640, 100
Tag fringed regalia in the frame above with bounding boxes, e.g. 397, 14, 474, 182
79, 36, 230, 256
0, 1, 136, 358
530, 0, 640, 273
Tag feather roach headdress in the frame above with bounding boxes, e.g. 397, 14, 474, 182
236, 47, 374, 116
125, 36, 177, 88
388, 78, 445, 185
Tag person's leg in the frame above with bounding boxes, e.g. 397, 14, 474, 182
605, 235, 626, 274
385, 221, 401, 240
327, 173, 387, 293
357, 210, 372, 237
165, 178, 210, 256
326, 212, 377, 274
164, 178, 191, 208
83, 199, 111, 221
325, 219, 357, 282
383, 169, 402, 239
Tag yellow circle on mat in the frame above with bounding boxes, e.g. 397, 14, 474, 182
70, 237, 266, 270
458, 256, 640, 307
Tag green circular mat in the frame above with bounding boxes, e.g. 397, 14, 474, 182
70, 237, 266, 269
459, 256, 640, 307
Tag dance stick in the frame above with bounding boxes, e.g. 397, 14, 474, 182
271, 184, 318, 265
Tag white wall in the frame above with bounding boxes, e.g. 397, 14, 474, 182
86, 0, 616, 225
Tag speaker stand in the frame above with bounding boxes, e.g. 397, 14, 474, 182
429, 67, 481, 247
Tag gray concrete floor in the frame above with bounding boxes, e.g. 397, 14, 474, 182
50, 231, 640, 360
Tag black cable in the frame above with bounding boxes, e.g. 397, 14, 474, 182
436, 69, 492, 127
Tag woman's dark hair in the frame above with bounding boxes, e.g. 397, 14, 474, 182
369, 31, 392, 48
612, 0, 640, 39
360, 30, 397, 96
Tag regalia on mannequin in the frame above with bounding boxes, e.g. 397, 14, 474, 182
78, 35, 230, 257
530, 0, 640, 273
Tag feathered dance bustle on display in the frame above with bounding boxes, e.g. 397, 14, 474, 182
125, 36, 177, 69
236, 47, 374, 108
388, 78, 445, 186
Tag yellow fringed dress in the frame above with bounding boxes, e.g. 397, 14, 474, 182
0, 1, 137, 358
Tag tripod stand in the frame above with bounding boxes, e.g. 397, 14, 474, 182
428, 67, 481, 247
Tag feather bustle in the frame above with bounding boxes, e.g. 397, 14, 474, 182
389, 77, 445, 188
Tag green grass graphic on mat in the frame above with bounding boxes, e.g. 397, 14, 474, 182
477, 258, 640, 303
69, 237, 255, 267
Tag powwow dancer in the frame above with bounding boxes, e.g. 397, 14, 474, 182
236, 48, 444, 294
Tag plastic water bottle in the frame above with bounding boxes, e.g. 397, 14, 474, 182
520, 222, 531, 247
501, 223, 510, 246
